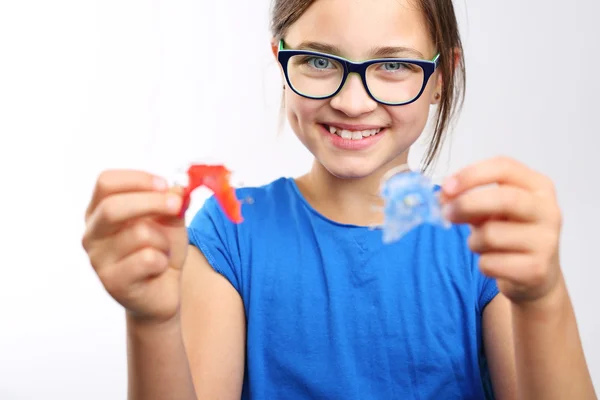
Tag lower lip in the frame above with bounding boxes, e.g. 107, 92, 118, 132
320, 124, 386, 151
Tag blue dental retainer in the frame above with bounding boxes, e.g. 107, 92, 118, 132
378, 165, 451, 243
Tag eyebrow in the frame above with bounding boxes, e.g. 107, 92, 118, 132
293, 41, 426, 60
369, 46, 425, 59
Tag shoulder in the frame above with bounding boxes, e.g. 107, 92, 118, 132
185, 177, 298, 293
419, 220, 499, 313
189, 176, 295, 229
451, 223, 500, 313
236, 176, 299, 219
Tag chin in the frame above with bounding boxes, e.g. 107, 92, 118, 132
317, 157, 387, 181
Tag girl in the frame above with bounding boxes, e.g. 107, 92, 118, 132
82, 0, 596, 399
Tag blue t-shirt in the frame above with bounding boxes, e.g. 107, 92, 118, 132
187, 177, 499, 399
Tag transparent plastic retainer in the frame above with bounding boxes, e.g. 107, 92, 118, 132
374, 164, 451, 243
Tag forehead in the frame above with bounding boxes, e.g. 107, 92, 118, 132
284, 0, 434, 59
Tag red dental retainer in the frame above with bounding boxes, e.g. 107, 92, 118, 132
177, 164, 244, 223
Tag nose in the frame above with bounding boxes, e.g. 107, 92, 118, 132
329, 73, 377, 117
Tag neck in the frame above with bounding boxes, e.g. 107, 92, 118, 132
295, 154, 410, 227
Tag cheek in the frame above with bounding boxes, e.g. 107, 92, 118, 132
387, 97, 432, 133
285, 92, 323, 132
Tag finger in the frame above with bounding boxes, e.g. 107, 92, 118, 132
477, 252, 532, 281
441, 156, 553, 198
443, 185, 539, 224
87, 191, 182, 238
111, 220, 171, 263
86, 170, 169, 220
89, 220, 171, 268
467, 221, 545, 254
98, 248, 170, 298
477, 252, 552, 291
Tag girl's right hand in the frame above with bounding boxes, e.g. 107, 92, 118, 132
81, 170, 189, 324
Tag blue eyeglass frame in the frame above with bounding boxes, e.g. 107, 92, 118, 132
276, 39, 440, 106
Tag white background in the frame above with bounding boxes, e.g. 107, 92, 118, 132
1, 0, 598, 398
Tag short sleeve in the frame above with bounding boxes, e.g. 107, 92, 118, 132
187, 195, 242, 293
472, 250, 500, 314
457, 224, 500, 314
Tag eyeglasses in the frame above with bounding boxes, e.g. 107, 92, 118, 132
276, 40, 440, 106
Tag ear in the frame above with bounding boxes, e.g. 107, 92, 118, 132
430, 73, 443, 105
430, 47, 462, 105
271, 37, 287, 84
270, 37, 279, 59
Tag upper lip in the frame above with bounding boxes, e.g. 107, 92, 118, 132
322, 122, 386, 131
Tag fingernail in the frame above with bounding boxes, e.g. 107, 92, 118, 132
166, 194, 181, 212
443, 176, 459, 194
153, 177, 168, 191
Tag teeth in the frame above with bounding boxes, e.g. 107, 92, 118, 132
327, 125, 382, 140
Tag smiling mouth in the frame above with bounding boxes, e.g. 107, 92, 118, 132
323, 124, 384, 140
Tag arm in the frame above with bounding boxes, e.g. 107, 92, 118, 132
126, 314, 197, 400
180, 245, 246, 399
442, 157, 596, 400
482, 293, 517, 400
510, 274, 595, 399
127, 245, 246, 400
484, 278, 596, 400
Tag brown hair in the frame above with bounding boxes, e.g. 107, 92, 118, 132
269, 0, 466, 173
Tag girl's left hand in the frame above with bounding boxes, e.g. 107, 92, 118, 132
440, 156, 563, 304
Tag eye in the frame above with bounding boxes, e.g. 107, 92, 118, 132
381, 62, 408, 72
307, 57, 334, 69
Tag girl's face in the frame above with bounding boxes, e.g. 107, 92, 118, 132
276, 0, 441, 180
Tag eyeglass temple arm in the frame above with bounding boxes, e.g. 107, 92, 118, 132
432, 53, 440, 68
